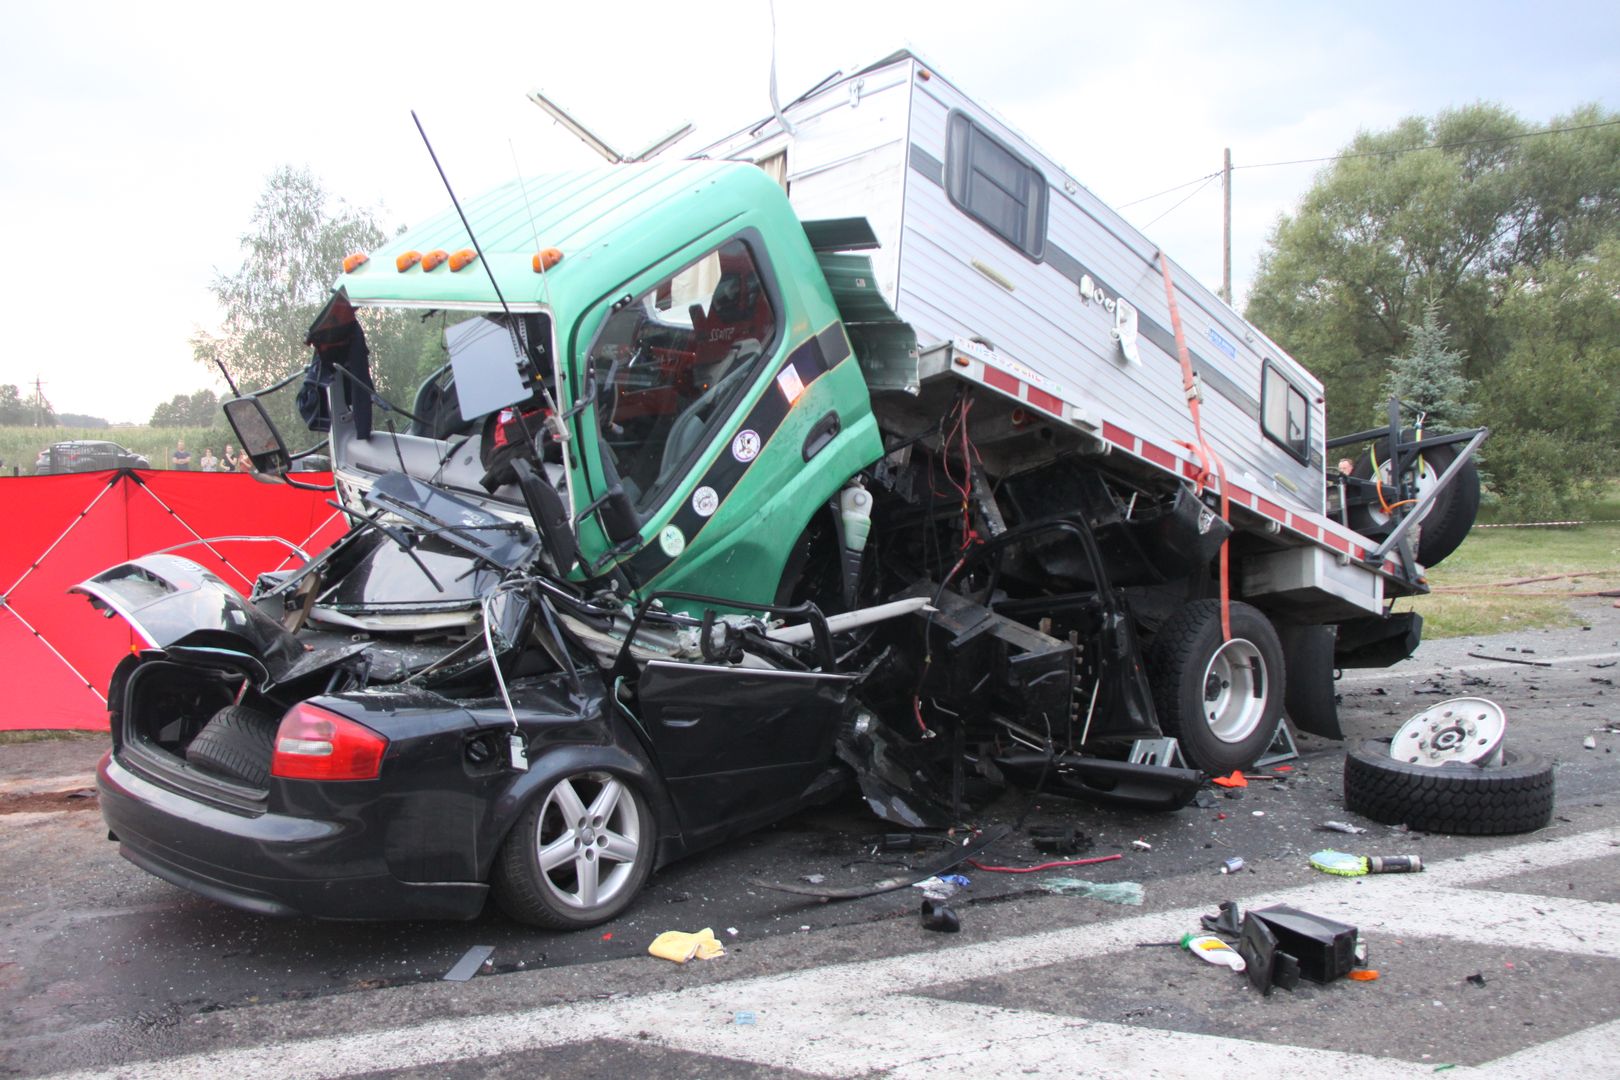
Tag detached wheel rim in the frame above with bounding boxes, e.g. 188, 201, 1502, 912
1202, 638, 1268, 744
1366, 454, 1439, 530
533, 773, 642, 912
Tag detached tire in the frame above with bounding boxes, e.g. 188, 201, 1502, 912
186, 705, 278, 787
1350, 430, 1480, 567
1149, 600, 1285, 774
1343, 740, 1554, 835
493, 770, 656, 929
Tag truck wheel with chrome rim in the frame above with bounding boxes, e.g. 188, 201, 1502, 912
493, 770, 656, 929
1149, 600, 1285, 775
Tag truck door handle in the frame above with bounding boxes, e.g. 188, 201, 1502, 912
802, 411, 842, 461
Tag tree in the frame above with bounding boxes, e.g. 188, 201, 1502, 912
150, 388, 221, 427
191, 167, 435, 436
0, 384, 23, 425
1478, 241, 1620, 518
1381, 304, 1476, 432
1246, 103, 1620, 513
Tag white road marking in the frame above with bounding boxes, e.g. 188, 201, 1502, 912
46, 827, 1620, 1080
1338, 649, 1620, 683
1472, 1017, 1620, 1078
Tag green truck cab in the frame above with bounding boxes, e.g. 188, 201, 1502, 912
332, 160, 881, 609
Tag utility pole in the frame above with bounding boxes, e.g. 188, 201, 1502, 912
32, 376, 50, 428
1220, 148, 1232, 306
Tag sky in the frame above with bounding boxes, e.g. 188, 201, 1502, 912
1, 0, 1616, 424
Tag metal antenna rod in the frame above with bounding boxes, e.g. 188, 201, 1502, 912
411, 110, 517, 326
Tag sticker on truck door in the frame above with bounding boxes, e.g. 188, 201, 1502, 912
731, 429, 761, 463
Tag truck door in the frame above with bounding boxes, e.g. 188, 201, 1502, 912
581, 235, 780, 547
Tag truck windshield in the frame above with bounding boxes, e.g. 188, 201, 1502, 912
588, 238, 776, 513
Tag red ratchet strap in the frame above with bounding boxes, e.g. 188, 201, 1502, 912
1156, 253, 1231, 641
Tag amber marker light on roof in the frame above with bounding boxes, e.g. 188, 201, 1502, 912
342, 252, 369, 273
422, 250, 449, 271
533, 248, 564, 272
396, 250, 422, 272
449, 248, 478, 272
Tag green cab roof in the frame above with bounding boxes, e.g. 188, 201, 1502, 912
337, 160, 779, 313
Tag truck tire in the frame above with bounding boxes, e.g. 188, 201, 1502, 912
1148, 600, 1284, 774
1343, 740, 1554, 835
1278, 624, 1341, 740
185, 705, 279, 788
1350, 431, 1480, 567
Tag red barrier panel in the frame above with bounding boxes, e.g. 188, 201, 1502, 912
0, 471, 346, 730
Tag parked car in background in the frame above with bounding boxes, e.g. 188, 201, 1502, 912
33, 441, 151, 474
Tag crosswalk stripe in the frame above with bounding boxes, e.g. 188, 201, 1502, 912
46, 827, 1620, 1080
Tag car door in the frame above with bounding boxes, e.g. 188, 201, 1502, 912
634, 660, 857, 835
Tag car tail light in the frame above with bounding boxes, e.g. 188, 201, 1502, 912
271, 703, 387, 781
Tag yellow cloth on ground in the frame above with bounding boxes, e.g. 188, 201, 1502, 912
648, 927, 726, 963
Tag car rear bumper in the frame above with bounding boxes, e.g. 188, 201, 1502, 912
97, 751, 488, 921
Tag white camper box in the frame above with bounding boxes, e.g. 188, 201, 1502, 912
695, 51, 1402, 619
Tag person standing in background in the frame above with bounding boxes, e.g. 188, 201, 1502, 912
172, 437, 192, 471
199, 447, 219, 472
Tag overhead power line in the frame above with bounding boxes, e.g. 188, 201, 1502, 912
1233, 117, 1620, 172
1140, 174, 1220, 230
1117, 171, 1221, 210
1122, 117, 1620, 206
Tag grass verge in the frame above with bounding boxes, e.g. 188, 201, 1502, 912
1401, 523, 1620, 638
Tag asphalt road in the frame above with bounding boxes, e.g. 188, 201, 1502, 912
3, 599, 1618, 1078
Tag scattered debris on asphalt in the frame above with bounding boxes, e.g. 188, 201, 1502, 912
1311, 850, 1424, 875
1219, 857, 1246, 875
1467, 652, 1554, 667
648, 928, 726, 964
753, 826, 1009, 899
1182, 933, 1246, 971
919, 898, 960, 933
1028, 825, 1093, 853
1037, 878, 1144, 905
442, 945, 495, 982
1319, 820, 1369, 834
967, 853, 1122, 875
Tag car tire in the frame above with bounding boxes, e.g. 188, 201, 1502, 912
492, 770, 656, 929
1149, 600, 1285, 775
185, 705, 279, 787
1343, 739, 1555, 835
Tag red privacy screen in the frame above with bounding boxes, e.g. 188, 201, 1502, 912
0, 471, 345, 730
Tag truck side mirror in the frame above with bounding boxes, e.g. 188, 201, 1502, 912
223, 397, 293, 476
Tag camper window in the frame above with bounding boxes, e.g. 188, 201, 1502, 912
945, 111, 1047, 260
1261, 363, 1309, 462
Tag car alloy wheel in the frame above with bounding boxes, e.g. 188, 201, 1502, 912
493, 769, 656, 929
